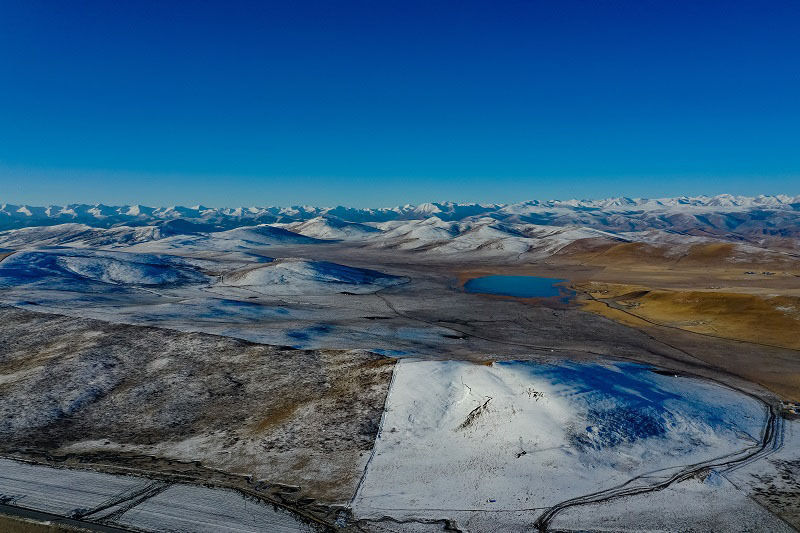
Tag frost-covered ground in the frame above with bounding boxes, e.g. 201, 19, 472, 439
0, 306, 394, 504
1, 301, 796, 530
0, 237, 715, 361
352, 359, 779, 530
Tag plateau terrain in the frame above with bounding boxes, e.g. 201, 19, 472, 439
0, 195, 798, 532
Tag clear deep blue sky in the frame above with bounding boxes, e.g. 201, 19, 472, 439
1, 1, 798, 207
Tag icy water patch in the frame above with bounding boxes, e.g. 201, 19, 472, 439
464, 275, 575, 301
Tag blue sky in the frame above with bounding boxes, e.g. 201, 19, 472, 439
1, 1, 798, 207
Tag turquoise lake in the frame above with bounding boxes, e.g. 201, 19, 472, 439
463, 275, 574, 300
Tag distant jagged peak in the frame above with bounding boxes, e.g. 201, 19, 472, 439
86, 204, 118, 218
124, 204, 152, 216
592, 197, 637, 208
412, 202, 443, 215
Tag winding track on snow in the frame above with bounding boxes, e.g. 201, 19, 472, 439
533, 405, 784, 531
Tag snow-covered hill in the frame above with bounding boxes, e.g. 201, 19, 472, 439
279, 216, 381, 240
353, 359, 766, 524
0, 249, 212, 290
219, 258, 408, 295
1, 194, 797, 261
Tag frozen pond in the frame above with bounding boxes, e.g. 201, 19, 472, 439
464, 275, 574, 301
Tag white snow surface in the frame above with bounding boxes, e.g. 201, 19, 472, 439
0, 459, 314, 532
352, 359, 765, 522
116, 484, 315, 532
219, 258, 408, 295
280, 216, 381, 240
0, 458, 147, 515
550, 473, 794, 532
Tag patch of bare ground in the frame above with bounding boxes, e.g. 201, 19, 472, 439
519, 239, 800, 402
555, 239, 800, 270
455, 397, 492, 431
0, 514, 82, 533
0, 305, 394, 506
578, 282, 800, 350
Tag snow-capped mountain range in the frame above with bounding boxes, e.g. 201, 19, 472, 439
1, 194, 798, 232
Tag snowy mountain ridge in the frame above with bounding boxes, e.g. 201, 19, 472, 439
1, 194, 798, 231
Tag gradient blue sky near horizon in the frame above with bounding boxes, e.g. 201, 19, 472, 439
1, 1, 798, 208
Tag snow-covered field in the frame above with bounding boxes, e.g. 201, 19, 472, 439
550, 472, 795, 533
0, 459, 316, 532
116, 484, 316, 532
352, 359, 770, 528
0, 458, 147, 516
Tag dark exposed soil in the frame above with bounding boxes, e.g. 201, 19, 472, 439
0, 306, 394, 505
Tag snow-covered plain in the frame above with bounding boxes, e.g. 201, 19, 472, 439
0, 458, 148, 516
550, 472, 795, 533
116, 484, 317, 532
352, 359, 768, 528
